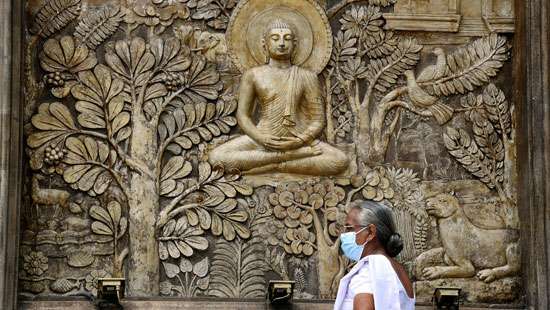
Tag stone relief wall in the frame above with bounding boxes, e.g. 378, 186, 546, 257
19, 0, 519, 304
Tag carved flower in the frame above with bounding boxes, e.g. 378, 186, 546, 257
39, 36, 97, 98
283, 227, 316, 256
340, 5, 383, 39
124, 0, 190, 34
23, 251, 49, 276
85, 269, 110, 295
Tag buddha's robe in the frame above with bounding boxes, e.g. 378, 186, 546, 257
256, 65, 323, 144
209, 65, 348, 176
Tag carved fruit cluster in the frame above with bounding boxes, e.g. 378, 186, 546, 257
43, 72, 66, 87
163, 72, 185, 91
44, 145, 68, 165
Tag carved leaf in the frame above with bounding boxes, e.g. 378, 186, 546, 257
72, 65, 127, 137
330, 30, 358, 67
151, 37, 192, 73
67, 252, 95, 268
74, 6, 124, 49
177, 56, 221, 105
160, 156, 193, 196
159, 100, 237, 155
483, 84, 512, 138
28, 102, 76, 150
105, 37, 155, 85
362, 31, 399, 59
162, 261, 181, 279
40, 36, 97, 74
193, 257, 209, 277
423, 34, 509, 96
472, 118, 505, 183
209, 207, 268, 298
340, 5, 383, 39
89, 201, 124, 238
461, 92, 486, 122
32, 0, 81, 38
208, 198, 250, 241
159, 217, 208, 260
443, 127, 495, 188
365, 38, 423, 93
368, 0, 397, 6
63, 136, 115, 194
188, 0, 237, 30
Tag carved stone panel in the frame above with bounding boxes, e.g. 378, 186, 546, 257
18, 0, 519, 306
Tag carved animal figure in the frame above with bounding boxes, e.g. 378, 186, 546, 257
197, 31, 228, 63
415, 193, 520, 283
404, 70, 453, 125
416, 48, 447, 83
31, 175, 71, 208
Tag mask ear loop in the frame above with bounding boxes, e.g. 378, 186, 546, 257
355, 226, 370, 246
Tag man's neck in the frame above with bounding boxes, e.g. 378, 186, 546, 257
268, 58, 292, 69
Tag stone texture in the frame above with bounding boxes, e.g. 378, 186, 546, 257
515, 0, 550, 308
2, 0, 549, 309
1, 0, 22, 309
18, 299, 525, 310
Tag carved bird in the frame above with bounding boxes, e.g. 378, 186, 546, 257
416, 48, 447, 83
404, 70, 453, 125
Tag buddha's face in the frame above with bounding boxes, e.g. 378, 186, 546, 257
264, 27, 296, 60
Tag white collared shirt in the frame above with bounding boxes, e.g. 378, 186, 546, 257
333, 254, 415, 310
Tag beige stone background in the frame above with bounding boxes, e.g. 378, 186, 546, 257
1, 0, 549, 309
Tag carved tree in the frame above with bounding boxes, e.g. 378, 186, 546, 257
324, 3, 510, 166
26, 2, 247, 296
444, 83, 516, 228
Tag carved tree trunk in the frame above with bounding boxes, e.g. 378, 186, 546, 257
127, 114, 160, 296
311, 208, 343, 298
316, 237, 342, 299
357, 105, 390, 165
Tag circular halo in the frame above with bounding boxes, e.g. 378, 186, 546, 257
226, 0, 333, 74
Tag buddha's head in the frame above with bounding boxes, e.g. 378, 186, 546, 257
262, 19, 297, 62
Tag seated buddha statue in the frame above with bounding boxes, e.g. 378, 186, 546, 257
209, 20, 348, 175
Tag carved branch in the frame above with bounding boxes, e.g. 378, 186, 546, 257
82, 160, 129, 199
157, 183, 202, 229
80, 130, 154, 179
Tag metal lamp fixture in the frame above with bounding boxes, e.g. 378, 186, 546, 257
97, 278, 125, 308
433, 287, 461, 309
266, 280, 295, 304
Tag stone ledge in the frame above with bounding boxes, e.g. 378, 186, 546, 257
18, 298, 526, 310
383, 13, 462, 32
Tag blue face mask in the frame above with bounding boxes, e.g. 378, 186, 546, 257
340, 227, 369, 262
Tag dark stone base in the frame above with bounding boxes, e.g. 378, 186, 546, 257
18, 298, 525, 310
415, 277, 522, 304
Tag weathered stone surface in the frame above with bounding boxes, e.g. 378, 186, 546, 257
5, 0, 529, 308
416, 278, 522, 304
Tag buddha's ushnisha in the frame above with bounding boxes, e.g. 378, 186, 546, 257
209, 19, 348, 175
